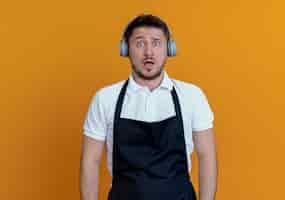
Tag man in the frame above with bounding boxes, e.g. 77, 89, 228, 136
80, 14, 217, 200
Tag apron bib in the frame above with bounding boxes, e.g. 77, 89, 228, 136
108, 80, 197, 200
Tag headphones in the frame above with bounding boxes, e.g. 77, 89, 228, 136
120, 25, 176, 57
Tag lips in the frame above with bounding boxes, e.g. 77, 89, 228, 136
143, 59, 155, 65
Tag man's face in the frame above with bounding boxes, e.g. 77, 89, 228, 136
128, 26, 168, 80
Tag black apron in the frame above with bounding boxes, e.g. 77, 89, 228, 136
108, 80, 197, 200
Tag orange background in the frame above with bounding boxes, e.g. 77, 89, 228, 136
1, 0, 284, 199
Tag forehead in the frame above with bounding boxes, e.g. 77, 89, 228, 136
130, 26, 166, 40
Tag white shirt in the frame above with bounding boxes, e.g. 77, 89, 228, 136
83, 71, 214, 176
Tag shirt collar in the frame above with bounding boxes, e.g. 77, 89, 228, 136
128, 70, 173, 92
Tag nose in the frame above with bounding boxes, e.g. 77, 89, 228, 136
144, 42, 154, 57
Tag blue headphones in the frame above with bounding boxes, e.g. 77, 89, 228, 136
120, 26, 176, 57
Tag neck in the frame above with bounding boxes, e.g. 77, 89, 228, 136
132, 71, 164, 91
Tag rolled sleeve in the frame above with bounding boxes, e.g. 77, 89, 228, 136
83, 90, 107, 141
192, 87, 214, 132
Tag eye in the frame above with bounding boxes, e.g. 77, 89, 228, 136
136, 40, 145, 48
152, 40, 161, 47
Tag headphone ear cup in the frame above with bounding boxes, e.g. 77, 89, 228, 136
120, 39, 128, 57
167, 39, 176, 57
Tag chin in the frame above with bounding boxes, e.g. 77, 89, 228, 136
139, 70, 163, 80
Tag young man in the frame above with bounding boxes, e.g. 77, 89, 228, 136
80, 14, 217, 200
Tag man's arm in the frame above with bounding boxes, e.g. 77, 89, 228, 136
193, 128, 217, 200
80, 135, 105, 200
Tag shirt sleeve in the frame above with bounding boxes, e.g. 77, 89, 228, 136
192, 87, 214, 132
83, 90, 107, 141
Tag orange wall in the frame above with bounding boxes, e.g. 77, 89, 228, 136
1, 0, 284, 199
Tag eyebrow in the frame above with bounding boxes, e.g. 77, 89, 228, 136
134, 36, 144, 40
133, 36, 161, 40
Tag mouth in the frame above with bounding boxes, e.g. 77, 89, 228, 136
143, 60, 155, 67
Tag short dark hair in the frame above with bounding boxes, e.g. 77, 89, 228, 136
123, 14, 170, 44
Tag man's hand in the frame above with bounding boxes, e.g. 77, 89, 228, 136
193, 128, 217, 200
80, 135, 105, 200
